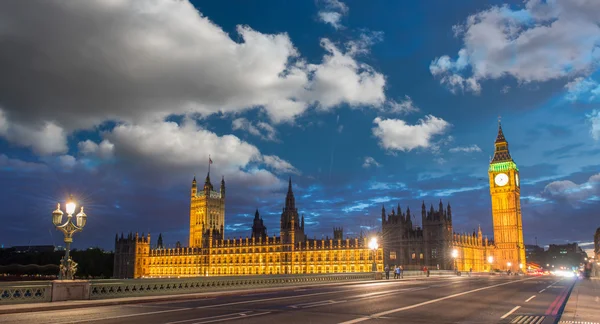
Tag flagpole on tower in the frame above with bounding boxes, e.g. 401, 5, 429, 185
208, 154, 213, 174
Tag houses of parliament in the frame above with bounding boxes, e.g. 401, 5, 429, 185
114, 122, 526, 278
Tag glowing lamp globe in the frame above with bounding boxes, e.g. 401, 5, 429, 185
368, 237, 378, 250
52, 203, 64, 225
76, 207, 87, 228
65, 195, 76, 215
452, 249, 458, 258
487, 256, 494, 264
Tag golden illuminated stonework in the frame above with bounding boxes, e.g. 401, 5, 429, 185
114, 176, 382, 278
489, 121, 526, 272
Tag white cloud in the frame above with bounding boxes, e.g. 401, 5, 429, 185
587, 110, 600, 140
565, 77, 600, 101
0, 108, 67, 155
318, 12, 344, 30
387, 95, 420, 115
101, 119, 290, 189
0, 0, 387, 132
306, 39, 386, 110
543, 173, 600, 205
77, 139, 115, 159
431, 1, 600, 93
57, 155, 78, 169
346, 31, 384, 56
372, 116, 451, 152
262, 155, 299, 175
449, 145, 482, 153
317, 0, 349, 29
232, 118, 278, 142
362, 156, 381, 168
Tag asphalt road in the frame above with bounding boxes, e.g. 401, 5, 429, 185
0, 276, 575, 324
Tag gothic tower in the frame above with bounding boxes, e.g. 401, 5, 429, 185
189, 159, 226, 248
489, 120, 526, 272
280, 177, 305, 244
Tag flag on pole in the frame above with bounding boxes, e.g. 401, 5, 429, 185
209, 156, 213, 164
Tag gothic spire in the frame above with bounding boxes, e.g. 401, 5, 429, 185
495, 117, 506, 144
284, 176, 295, 210
491, 118, 513, 163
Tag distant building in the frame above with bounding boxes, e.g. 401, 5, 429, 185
546, 243, 587, 269
525, 245, 545, 266
595, 228, 600, 261
9, 245, 55, 253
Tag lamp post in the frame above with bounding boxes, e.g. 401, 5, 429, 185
487, 255, 494, 272
368, 237, 379, 272
52, 195, 87, 280
507, 262, 512, 272
452, 249, 458, 274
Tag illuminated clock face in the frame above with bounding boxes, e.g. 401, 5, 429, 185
515, 174, 520, 187
494, 173, 509, 186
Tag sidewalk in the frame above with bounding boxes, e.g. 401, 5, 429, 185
0, 276, 440, 315
558, 278, 600, 324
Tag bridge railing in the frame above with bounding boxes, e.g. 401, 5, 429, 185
1, 270, 456, 304
0, 281, 53, 304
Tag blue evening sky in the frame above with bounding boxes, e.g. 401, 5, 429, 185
0, 0, 598, 252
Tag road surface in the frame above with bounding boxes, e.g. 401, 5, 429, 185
0, 276, 574, 324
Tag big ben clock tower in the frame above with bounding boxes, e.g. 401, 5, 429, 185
489, 120, 526, 272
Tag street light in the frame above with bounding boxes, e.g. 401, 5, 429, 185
368, 237, 379, 272
487, 255, 494, 272
507, 262, 512, 272
452, 249, 458, 274
52, 195, 87, 280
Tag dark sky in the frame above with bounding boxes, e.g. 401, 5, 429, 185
0, 0, 598, 253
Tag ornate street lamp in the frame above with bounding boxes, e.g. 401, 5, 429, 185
368, 237, 379, 272
52, 195, 87, 280
507, 261, 512, 272
487, 255, 494, 272
452, 249, 458, 274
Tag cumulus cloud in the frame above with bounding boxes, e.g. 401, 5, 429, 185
362, 156, 381, 168
387, 95, 420, 115
0, 0, 386, 133
0, 109, 67, 155
430, 0, 600, 93
543, 173, 600, 205
262, 155, 299, 175
99, 119, 290, 189
232, 118, 278, 142
449, 145, 482, 153
78, 139, 115, 159
372, 115, 451, 152
317, 0, 349, 29
587, 110, 600, 140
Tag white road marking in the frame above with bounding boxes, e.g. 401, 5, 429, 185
195, 290, 342, 309
65, 307, 194, 323
189, 311, 271, 324
538, 289, 546, 293
165, 312, 255, 324
500, 306, 521, 319
338, 278, 533, 324
525, 295, 536, 303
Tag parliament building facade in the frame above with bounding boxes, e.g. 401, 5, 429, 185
114, 122, 526, 278
114, 177, 384, 278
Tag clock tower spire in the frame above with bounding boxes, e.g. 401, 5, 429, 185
488, 118, 525, 273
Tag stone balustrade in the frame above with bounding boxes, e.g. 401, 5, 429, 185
1, 270, 455, 305
0, 281, 53, 304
